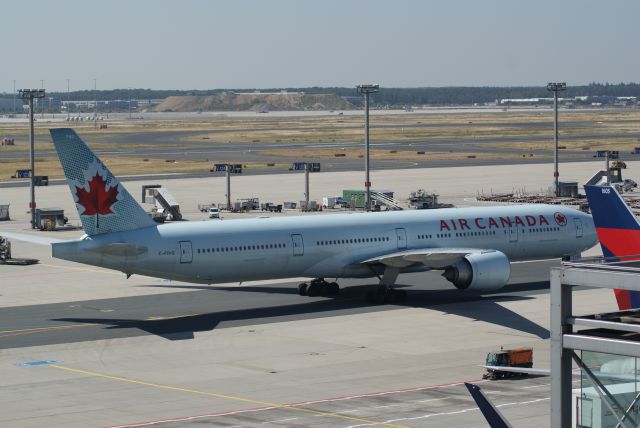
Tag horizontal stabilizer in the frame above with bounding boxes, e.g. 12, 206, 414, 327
0, 231, 67, 246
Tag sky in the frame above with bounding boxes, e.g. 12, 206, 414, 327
3, 0, 639, 92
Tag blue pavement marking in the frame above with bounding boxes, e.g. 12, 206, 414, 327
16, 360, 61, 367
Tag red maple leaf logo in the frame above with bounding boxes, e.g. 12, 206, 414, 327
554, 212, 567, 226
75, 173, 119, 229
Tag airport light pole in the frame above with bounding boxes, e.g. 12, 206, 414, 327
357, 84, 379, 211
292, 162, 320, 210
226, 167, 231, 210
93, 78, 97, 129
213, 164, 242, 210
19, 89, 45, 229
40, 80, 44, 118
547, 82, 566, 197
305, 164, 310, 208
66, 79, 70, 120
128, 87, 133, 120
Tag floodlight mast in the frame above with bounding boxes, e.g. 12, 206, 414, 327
19, 89, 46, 229
226, 167, 231, 210
356, 84, 379, 211
547, 82, 567, 197
305, 163, 310, 207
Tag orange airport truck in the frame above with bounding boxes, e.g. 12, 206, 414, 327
483, 347, 533, 379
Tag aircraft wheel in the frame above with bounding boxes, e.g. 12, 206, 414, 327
366, 287, 388, 304
328, 282, 340, 295
298, 283, 308, 296
307, 283, 320, 297
392, 289, 407, 302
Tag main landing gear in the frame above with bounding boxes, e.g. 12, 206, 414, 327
298, 278, 340, 297
366, 266, 407, 304
366, 285, 407, 304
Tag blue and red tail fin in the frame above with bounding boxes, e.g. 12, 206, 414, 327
584, 184, 640, 310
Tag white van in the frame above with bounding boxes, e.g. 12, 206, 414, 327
208, 207, 221, 219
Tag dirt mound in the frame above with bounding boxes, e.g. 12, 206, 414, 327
152, 92, 353, 112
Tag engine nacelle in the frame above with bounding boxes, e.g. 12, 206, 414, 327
441, 250, 511, 291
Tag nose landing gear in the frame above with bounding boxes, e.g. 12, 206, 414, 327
298, 278, 340, 297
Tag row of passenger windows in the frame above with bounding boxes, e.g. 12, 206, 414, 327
195, 226, 564, 256
455, 230, 497, 237
529, 227, 560, 233
196, 243, 286, 254
500, 226, 562, 235
418, 231, 497, 240
317, 236, 390, 246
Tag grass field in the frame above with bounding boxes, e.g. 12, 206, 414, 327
0, 108, 637, 179
255, 147, 546, 161
0, 156, 290, 180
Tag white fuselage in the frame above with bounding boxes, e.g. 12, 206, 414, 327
52, 204, 597, 285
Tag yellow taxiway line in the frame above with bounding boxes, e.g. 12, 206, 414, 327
0, 323, 97, 338
50, 364, 407, 427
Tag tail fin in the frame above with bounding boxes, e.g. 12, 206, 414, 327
50, 128, 155, 236
584, 184, 640, 310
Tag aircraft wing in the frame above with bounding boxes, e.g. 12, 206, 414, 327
483, 365, 554, 376
0, 231, 67, 245
482, 365, 638, 382
361, 248, 486, 269
465, 383, 513, 428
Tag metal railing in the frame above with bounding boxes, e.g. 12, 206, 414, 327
371, 191, 403, 211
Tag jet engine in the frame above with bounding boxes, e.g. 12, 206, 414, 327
441, 250, 511, 291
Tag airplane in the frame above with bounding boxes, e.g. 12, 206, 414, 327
3, 128, 598, 302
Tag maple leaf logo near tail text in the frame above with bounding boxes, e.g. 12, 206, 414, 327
75, 172, 119, 229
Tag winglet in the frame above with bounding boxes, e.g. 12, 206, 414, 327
465, 383, 512, 428
50, 128, 154, 236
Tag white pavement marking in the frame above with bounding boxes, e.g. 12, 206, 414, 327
523, 383, 551, 389
345, 397, 550, 427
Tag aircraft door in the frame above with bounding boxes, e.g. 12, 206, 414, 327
179, 241, 193, 264
396, 228, 407, 249
291, 234, 304, 256
509, 226, 518, 243
574, 218, 583, 238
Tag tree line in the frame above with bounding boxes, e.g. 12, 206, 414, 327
3, 83, 640, 107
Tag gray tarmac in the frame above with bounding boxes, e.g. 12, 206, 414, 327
0, 160, 625, 427
0, 261, 554, 350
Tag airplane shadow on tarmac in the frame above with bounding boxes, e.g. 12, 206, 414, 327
53, 280, 550, 342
